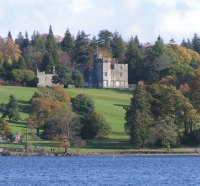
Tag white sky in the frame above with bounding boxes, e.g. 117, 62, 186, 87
0, 0, 200, 43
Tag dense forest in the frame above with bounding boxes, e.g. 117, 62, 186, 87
1, 26, 200, 87
1, 26, 200, 148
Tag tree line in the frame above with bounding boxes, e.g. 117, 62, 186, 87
0, 27, 125, 87
124, 34, 200, 148
2, 26, 200, 87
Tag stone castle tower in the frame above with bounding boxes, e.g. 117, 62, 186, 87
92, 54, 128, 88
37, 66, 56, 86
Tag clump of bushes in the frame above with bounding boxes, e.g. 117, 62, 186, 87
72, 94, 111, 139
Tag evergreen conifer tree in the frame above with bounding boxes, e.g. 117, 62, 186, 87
97, 30, 113, 50
74, 31, 90, 64
6, 95, 20, 121
45, 25, 60, 70
125, 36, 143, 83
125, 85, 153, 147
15, 32, 24, 49
23, 31, 29, 48
192, 33, 200, 53
111, 32, 125, 59
17, 56, 27, 69
7, 31, 13, 40
61, 29, 74, 56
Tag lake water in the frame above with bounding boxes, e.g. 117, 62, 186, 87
0, 156, 200, 186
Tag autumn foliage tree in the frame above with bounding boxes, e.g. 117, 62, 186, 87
32, 86, 71, 103
28, 98, 66, 135
125, 83, 200, 148
29, 86, 71, 134
28, 86, 82, 152
0, 37, 21, 63
44, 109, 81, 154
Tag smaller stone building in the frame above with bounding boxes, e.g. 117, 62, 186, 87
37, 67, 56, 87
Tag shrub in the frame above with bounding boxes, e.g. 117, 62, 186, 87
80, 112, 111, 139
72, 94, 94, 114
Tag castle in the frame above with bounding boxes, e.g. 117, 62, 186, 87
37, 55, 128, 88
37, 67, 56, 87
90, 54, 128, 88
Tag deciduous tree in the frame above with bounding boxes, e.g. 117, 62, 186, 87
28, 98, 66, 135
44, 109, 81, 154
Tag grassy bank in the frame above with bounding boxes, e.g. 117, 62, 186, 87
0, 86, 134, 153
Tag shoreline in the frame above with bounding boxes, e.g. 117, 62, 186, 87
77, 151, 200, 156
1, 149, 200, 157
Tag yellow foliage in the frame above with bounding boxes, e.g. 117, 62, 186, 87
159, 76, 177, 86
51, 86, 71, 102
194, 67, 200, 76
169, 44, 200, 64
98, 49, 112, 58
7, 57, 12, 65
0, 38, 21, 62
32, 98, 66, 117
87, 49, 113, 68
137, 80, 145, 88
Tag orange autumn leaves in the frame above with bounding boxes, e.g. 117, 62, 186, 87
32, 98, 66, 119
29, 86, 71, 131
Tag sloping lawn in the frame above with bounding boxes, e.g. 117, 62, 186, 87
0, 86, 133, 152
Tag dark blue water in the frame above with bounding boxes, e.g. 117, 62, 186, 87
0, 156, 200, 186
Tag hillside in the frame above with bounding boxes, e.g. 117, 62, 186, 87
0, 86, 133, 152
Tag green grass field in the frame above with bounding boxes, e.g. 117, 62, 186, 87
0, 86, 134, 152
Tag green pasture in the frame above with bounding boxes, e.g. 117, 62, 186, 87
0, 86, 133, 152
66, 88, 132, 139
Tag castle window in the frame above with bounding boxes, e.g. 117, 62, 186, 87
120, 73, 123, 77
104, 72, 107, 76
